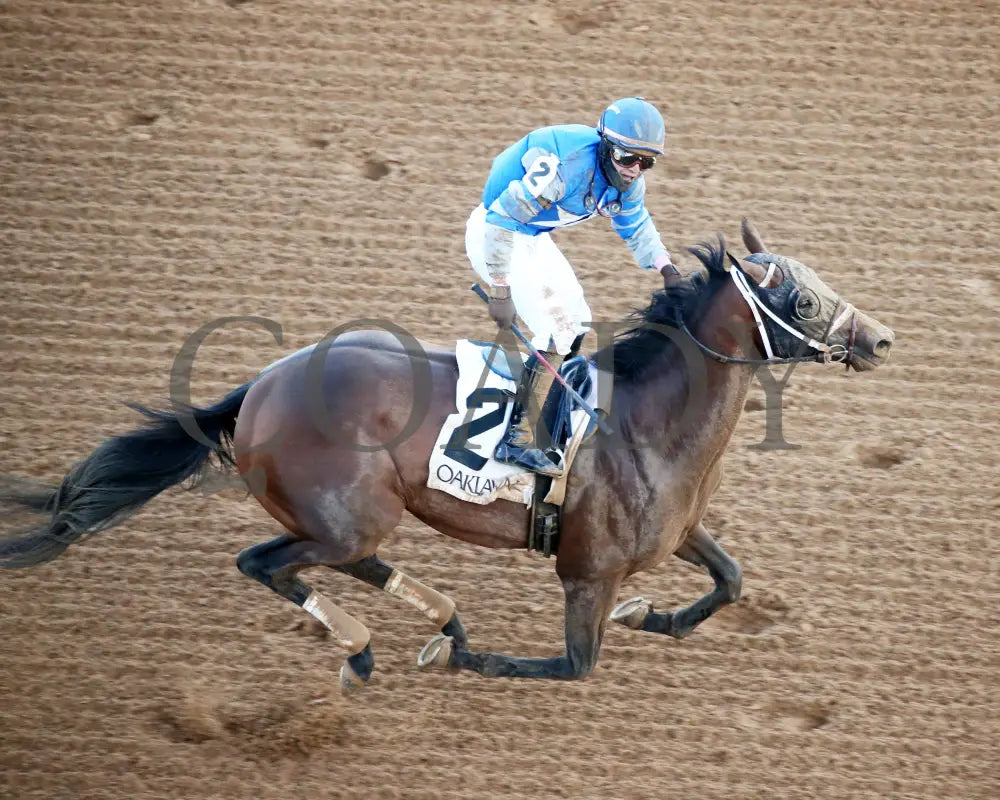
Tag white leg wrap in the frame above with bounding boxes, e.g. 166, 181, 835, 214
302, 591, 371, 655
385, 569, 456, 624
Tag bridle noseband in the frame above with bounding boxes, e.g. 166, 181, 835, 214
675, 253, 857, 368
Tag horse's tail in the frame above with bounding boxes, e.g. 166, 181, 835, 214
0, 382, 253, 569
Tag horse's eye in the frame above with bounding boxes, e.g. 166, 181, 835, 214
791, 288, 821, 320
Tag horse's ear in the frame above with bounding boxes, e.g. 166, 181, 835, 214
741, 217, 768, 253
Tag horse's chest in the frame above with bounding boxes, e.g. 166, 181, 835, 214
567, 456, 712, 574
630, 518, 688, 573
629, 481, 705, 571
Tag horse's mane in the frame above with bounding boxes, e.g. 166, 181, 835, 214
592, 236, 731, 382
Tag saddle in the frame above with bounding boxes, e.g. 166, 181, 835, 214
427, 340, 599, 555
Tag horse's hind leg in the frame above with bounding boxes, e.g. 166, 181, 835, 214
236, 535, 375, 691
335, 555, 468, 648
610, 523, 742, 638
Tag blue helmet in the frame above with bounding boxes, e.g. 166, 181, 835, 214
597, 97, 666, 155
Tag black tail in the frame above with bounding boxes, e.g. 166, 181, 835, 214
0, 382, 252, 568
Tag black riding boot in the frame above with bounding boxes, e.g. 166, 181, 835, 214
494, 351, 565, 477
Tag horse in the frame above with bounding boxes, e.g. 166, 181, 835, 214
0, 219, 894, 689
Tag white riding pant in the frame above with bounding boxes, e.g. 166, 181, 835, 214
465, 204, 592, 355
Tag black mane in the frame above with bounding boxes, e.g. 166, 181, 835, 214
592, 236, 731, 382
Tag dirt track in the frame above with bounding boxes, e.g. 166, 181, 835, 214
2, 2, 998, 799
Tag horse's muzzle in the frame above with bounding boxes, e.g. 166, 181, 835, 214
848, 310, 895, 371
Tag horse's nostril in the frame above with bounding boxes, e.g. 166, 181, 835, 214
874, 339, 892, 359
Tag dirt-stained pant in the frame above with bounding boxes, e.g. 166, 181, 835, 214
465, 204, 592, 355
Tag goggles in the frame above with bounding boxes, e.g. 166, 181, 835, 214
610, 144, 656, 171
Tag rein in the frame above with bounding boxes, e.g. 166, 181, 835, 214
675, 254, 857, 367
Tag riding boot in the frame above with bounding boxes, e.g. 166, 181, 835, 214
494, 351, 565, 476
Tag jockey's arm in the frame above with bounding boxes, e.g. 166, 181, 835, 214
611, 183, 674, 274
483, 148, 566, 285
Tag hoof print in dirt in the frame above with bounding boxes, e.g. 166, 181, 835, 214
362, 159, 391, 181
855, 443, 909, 469
127, 112, 159, 127
528, 8, 602, 35
554, 10, 601, 34
765, 699, 832, 732
106, 110, 161, 131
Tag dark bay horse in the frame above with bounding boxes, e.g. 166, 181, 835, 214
0, 219, 894, 689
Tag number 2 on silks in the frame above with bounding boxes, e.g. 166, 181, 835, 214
524, 154, 559, 197
443, 387, 512, 471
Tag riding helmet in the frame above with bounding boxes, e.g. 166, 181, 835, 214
597, 97, 666, 155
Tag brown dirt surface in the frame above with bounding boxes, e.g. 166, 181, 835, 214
2, 2, 998, 799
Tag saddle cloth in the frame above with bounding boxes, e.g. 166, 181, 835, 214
427, 339, 598, 506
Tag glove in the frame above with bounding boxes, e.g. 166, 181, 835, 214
487, 284, 516, 329
661, 263, 682, 289
655, 254, 681, 289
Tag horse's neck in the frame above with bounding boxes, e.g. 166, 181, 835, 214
623, 277, 758, 471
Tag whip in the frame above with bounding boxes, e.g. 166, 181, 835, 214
471, 284, 612, 435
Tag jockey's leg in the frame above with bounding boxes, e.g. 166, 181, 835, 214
463, 203, 590, 360
479, 223, 589, 476
494, 348, 565, 476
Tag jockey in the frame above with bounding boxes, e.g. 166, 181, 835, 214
465, 96, 678, 476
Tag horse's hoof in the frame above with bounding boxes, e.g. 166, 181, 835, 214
339, 661, 367, 693
610, 596, 653, 630
417, 633, 453, 669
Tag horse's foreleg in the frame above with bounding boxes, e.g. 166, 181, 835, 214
335, 555, 468, 648
611, 523, 742, 639
420, 576, 620, 680
236, 535, 375, 690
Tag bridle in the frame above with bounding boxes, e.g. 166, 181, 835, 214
675, 253, 858, 368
